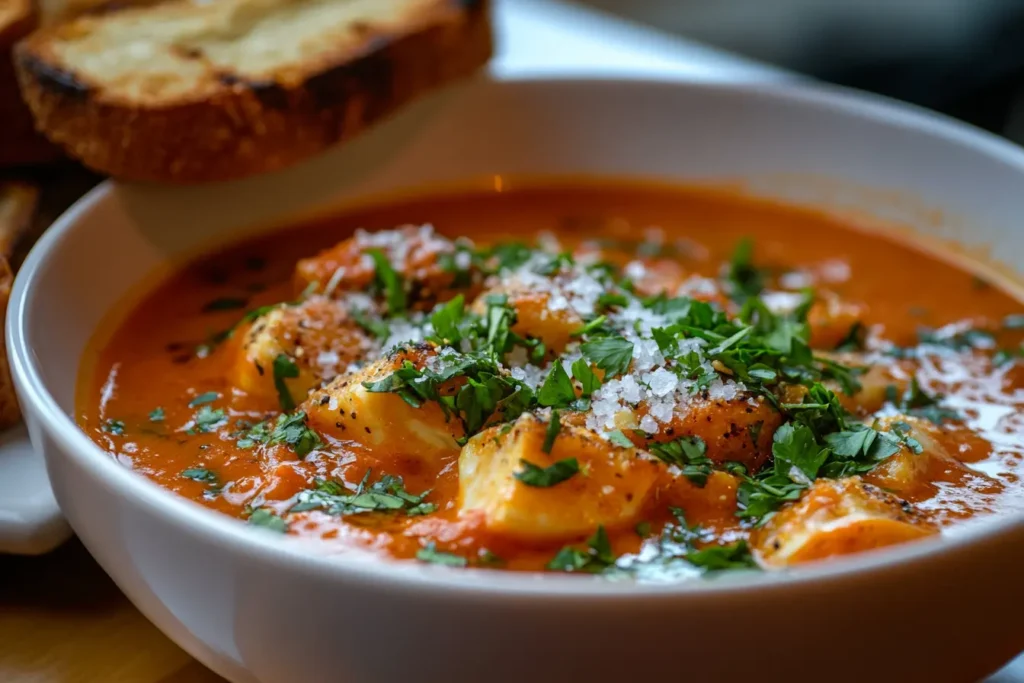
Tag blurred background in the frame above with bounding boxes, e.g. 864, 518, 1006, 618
576, 0, 1024, 144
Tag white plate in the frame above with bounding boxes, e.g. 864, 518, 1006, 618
0, 425, 70, 553
8, 76, 1024, 682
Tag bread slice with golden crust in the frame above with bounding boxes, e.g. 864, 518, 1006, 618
0, 0, 61, 167
0, 182, 38, 428
0, 0, 35, 43
15, 0, 492, 183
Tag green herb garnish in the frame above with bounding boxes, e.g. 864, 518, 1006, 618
102, 419, 125, 435
896, 377, 961, 424
181, 468, 217, 483
606, 430, 635, 448
515, 455, 578, 487
541, 410, 562, 454
190, 406, 227, 434
238, 411, 322, 457
248, 508, 287, 533
202, 297, 248, 312
571, 358, 601, 397
188, 391, 219, 408
580, 335, 634, 379
547, 526, 617, 573
416, 543, 468, 567
648, 436, 713, 486
272, 354, 300, 411
366, 248, 407, 314
289, 470, 436, 516
726, 237, 764, 301
538, 363, 575, 408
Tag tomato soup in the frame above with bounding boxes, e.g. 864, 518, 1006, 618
77, 185, 1024, 579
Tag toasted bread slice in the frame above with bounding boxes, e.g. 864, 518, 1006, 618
0, 181, 39, 428
15, 0, 492, 183
0, 0, 36, 39
0, 0, 60, 167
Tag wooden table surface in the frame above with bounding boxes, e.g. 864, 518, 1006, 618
0, 539, 224, 683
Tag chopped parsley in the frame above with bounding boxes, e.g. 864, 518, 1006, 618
272, 354, 300, 411
547, 526, 617, 573
731, 386, 910, 520
483, 295, 515, 361
629, 509, 758, 577
148, 407, 165, 422
541, 410, 562, 454
189, 406, 227, 434
181, 467, 217, 483
202, 297, 248, 312
195, 303, 280, 356
835, 321, 867, 352
538, 363, 575, 408
289, 470, 436, 516
580, 335, 634, 379
648, 436, 713, 486
248, 508, 287, 533
571, 358, 601, 397
514, 455, 578, 487
351, 309, 391, 340
1003, 314, 1024, 330
606, 429, 635, 448
725, 237, 764, 302
571, 315, 609, 338
429, 294, 466, 345
102, 419, 125, 435
363, 351, 533, 442
366, 248, 407, 314
917, 326, 995, 353
188, 391, 219, 408
894, 378, 961, 424
237, 411, 322, 458
474, 549, 505, 567
417, 543, 468, 567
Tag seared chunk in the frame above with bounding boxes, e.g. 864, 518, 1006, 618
232, 297, 371, 405
645, 394, 782, 473
459, 413, 660, 539
295, 225, 478, 309
303, 344, 464, 463
471, 278, 586, 357
751, 477, 937, 567
807, 291, 868, 349
578, 391, 783, 474
783, 352, 915, 415
864, 416, 1000, 499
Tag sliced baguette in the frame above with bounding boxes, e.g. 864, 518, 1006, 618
0, 0, 60, 167
15, 0, 492, 183
0, 181, 39, 428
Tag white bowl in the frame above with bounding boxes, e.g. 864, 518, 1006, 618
9, 76, 1024, 683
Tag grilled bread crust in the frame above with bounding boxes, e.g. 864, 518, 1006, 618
0, 0, 60, 166
15, 0, 492, 183
0, 181, 38, 427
